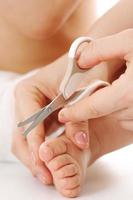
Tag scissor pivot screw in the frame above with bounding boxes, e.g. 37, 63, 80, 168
47, 107, 52, 113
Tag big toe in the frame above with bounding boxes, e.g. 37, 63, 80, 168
39, 138, 67, 163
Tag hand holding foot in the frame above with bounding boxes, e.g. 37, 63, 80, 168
39, 112, 133, 197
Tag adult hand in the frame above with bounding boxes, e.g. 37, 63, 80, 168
12, 55, 90, 185
59, 29, 133, 132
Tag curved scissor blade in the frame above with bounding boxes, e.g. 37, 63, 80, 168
17, 107, 46, 127
23, 106, 52, 136
23, 94, 66, 136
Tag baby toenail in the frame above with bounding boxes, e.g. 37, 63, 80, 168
75, 132, 89, 147
42, 146, 53, 162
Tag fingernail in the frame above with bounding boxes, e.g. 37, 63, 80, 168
19, 127, 25, 133
41, 146, 53, 162
59, 109, 67, 122
75, 132, 89, 146
31, 152, 37, 166
37, 174, 47, 184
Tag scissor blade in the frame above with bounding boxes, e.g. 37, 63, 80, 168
18, 107, 46, 127
23, 107, 51, 136
23, 94, 66, 136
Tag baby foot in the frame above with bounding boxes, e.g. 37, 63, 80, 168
39, 135, 90, 197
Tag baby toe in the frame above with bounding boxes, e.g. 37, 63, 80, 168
58, 175, 81, 190
48, 154, 74, 172
61, 186, 81, 198
39, 138, 67, 163
54, 163, 79, 179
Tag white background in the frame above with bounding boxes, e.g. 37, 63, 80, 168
96, 0, 119, 17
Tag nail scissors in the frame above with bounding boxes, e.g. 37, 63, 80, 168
18, 37, 109, 137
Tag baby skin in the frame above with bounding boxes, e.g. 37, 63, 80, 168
39, 134, 90, 198
39, 114, 133, 198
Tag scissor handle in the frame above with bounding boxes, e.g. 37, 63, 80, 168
68, 36, 93, 59
60, 36, 93, 99
67, 80, 109, 106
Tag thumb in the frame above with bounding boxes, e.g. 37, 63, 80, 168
59, 75, 127, 122
65, 121, 89, 150
16, 87, 53, 184
78, 29, 133, 68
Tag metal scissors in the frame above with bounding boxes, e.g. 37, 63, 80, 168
18, 37, 109, 137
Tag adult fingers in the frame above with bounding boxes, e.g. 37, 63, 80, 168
22, 100, 53, 185
78, 29, 133, 68
12, 132, 53, 185
59, 74, 129, 122
12, 132, 34, 174
26, 122, 53, 185
65, 121, 89, 150
15, 87, 53, 185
